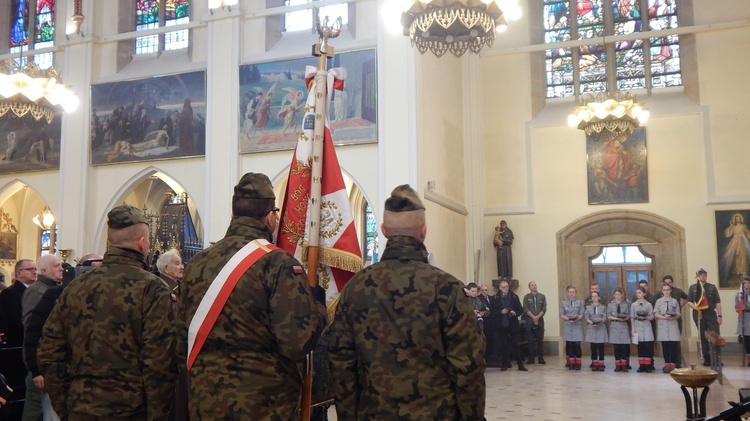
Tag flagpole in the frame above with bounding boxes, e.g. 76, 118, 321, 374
300, 12, 342, 421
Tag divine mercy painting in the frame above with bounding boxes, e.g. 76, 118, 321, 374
715, 210, 750, 289
239, 48, 377, 153
586, 127, 648, 205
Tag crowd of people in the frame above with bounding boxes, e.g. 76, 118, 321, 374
0, 176, 487, 420
0, 172, 741, 420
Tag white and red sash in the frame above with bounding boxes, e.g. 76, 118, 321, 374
187, 239, 278, 371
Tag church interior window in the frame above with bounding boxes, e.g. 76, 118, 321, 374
544, 0, 682, 98
284, 0, 348, 33
9, 0, 54, 69
135, 0, 190, 54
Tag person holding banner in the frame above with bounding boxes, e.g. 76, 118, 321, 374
687, 268, 722, 367
329, 185, 486, 420
181, 172, 327, 420
38, 205, 178, 420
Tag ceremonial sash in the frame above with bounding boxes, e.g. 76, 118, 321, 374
187, 239, 278, 371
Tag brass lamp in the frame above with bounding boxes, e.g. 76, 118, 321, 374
32, 206, 55, 230
568, 91, 650, 142
399, 0, 522, 57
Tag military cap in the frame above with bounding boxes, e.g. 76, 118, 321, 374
697, 268, 707, 275
233, 172, 275, 199
384, 184, 425, 212
107, 205, 149, 229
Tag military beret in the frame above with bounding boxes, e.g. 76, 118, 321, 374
384, 184, 425, 212
697, 268, 707, 275
233, 172, 275, 200
107, 205, 149, 229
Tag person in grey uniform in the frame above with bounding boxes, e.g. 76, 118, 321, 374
655, 283, 681, 373
631, 286, 655, 373
560, 285, 584, 370
736, 276, 750, 366
608, 287, 631, 372
522, 281, 546, 364
584, 291, 608, 371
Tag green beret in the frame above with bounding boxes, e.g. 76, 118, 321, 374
234, 173, 275, 200
384, 184, 425, 212
107, 205, 149, 229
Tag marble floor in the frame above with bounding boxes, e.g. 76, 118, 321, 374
328, 352, 750, 420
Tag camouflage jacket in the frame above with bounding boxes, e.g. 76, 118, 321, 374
38, 246, 178, 420
180, 216, 327, 420
329, 236, 486, 420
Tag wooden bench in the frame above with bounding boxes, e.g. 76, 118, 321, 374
705, 330, 725, 384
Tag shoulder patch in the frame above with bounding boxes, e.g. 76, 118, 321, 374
293, 265, 305, 275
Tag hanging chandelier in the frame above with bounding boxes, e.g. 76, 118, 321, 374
399, 0, 521, 58
32, 206, 55, 230
0, 58, 79, 125
568, 91, 650, 142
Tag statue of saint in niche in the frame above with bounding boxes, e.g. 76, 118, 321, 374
493, 220, 514, 278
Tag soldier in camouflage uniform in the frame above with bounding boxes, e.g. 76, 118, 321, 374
180, 172, 327, 420
38, 205, 178, 420
329, 184, 486, 420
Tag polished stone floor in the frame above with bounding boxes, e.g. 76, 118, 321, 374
328, 352, 750, 420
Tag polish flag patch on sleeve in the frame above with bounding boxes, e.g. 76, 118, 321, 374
293, 265, 305, 275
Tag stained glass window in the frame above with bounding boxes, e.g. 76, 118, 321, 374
543, 0, 682, 98
10, 0, 29, 48
284, 0, 348, 32
9, 1, 55, 69
364, 203, 378, 264
135, 0, 190, 54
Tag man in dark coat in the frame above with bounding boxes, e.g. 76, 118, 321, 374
0, 260, 37, 347
495, 279, 527, 371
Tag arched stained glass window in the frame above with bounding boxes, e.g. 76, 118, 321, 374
135, 0, 190, 54
544, 0, 682, 98
9, 0, 55, 69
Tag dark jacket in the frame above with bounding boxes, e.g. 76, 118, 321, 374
492, 290, 523, 328
23, 285, 64, 376
0, 281, 27, 347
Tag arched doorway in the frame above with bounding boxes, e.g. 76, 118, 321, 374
557, 210, 689, 336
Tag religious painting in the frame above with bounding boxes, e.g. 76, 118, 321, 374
0, 117, 62, 174
715, 210, 750, 289
239, 48, 377, 153
0, 232, 17, 260
90, 70, 206, 165
586, 127, 648, 205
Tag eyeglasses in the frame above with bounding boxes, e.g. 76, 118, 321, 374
19, 267, 37, 272
265, 207, 280, 217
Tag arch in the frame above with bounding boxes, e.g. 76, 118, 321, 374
556, 209, 690, 337
0, 179, 56, 262
93, 166, 203, 253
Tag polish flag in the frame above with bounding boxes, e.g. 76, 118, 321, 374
277, 66, 362, 303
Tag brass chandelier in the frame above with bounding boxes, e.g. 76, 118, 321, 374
400, 0, 521, 58
568, 91, 649, 142
0, 58, 78, 125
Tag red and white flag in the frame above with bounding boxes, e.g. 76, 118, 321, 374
277, 66, 362, 303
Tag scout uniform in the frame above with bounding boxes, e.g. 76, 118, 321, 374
608, 299, 631, 372
655, 296, 681, 372
560, 297, 584, 370
631, 299, 655, 372
522, 291, 546, 363
584, 302, 609, 371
